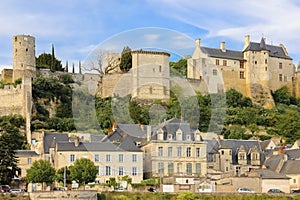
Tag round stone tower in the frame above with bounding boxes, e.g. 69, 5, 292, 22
13, 35, 36, 81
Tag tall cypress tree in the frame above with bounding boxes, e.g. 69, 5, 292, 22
51, 44, 55, 71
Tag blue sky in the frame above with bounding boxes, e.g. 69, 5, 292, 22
1, 0, 300, 72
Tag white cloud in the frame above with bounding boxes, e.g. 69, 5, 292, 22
148, 0, 300, 61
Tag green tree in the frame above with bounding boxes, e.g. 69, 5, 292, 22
36, 53, 63, 71
170, 58, 187, 77
272, 86, 291, 105
0, 132, 19, 184
274, 108, 300, 143
56, 167, 71, 186
119, 46, 132, 72
226, 89, 252, 107
26, 160, 56, 187
69, 158, 98, 186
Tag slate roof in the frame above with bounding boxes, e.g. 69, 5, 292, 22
255, 169, 290, 179
219, 139, 264, 165
243, 39, 292, 60
265, 154, 285, 171
280, 160, 300, 174
44, 133, 69, 154
206, 139, 219, 154
150, 118, 195, 141
16, 150, 39, 157
117, 124, 147, 138
201, 47, 244, 60
102, 130, 143, 152
259, 140, 271, 151
283, 149, 300, 160
56, 140, 142, 152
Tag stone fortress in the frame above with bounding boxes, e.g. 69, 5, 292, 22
0, 34, 300, 145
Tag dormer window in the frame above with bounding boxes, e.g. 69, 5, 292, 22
239, 153, 245, 160
168, 134, 172, 140
176, 129, 183, 141
157, 128, 164, 140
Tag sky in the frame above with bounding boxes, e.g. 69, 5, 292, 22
1, 0, 300, 72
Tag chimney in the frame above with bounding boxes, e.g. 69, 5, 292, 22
243, 35, 250, 50
220, 42, 226, 52
146, 125, 152, 142
74, 137, 79, 147
196, 38, 201, 47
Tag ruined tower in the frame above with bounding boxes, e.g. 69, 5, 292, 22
13, 35, 36, 81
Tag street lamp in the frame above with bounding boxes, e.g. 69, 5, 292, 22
59, 153, 67, 188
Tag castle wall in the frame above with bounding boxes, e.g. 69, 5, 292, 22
1, 69, 13, 83
0, 84, 25, 116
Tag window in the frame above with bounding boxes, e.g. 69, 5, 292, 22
265, 67, 268, 71
239, 153, 245, 160
279, 62, 283, 69
196, 163, 201, 174
252, 153, 258, 160
196, 148, 200, 158
213, 69, 217, 76
132, 154, 137, 162
94, 154, 100, 162
186, 147, 191, 157
118, 154, 124, 162
158, 147, 163, 157
159, 65, 162, 72
279, 74, 283, 82
106, 154, 111, 162
177, 147, 182, 157
131, 167, 137, 176
216, 59, 219, 65
168, 147, 173, 157
186, 163, 192, 175
294, 179, 297, 184
158, 162, 164, 174
265, 59, 267, 64
223, 60, 227, 66
28, 158, 32, 165
177, 163, 182, 173
221, 150, 224, 155
226, 166, 229, 172
240, 61, 244, 69
254, 61, 257, 64
284, 76, 287, 82
168, 163, 174, 174
70, 154, 75, 162
118, 167, 124, 176
240, 71, 245, 79
105, 166, 111, 176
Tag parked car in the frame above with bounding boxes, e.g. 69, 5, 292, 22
148, 187, 157, 192
237, 188, 255, 193
115, 188, 126, 192
53, 187, 65, 191
10, 189, 23, 193
267, 189, 284, 194
292, 189, 300, 194
0, 185, 10, 193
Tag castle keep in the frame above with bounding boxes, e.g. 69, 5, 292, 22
187, 36, 296, 108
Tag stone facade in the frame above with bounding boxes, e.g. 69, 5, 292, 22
13, 35, 36, 82
187, 36, 296, 108
142, 119, 207, 179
